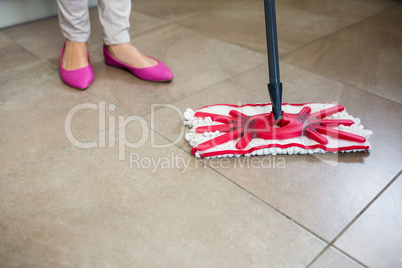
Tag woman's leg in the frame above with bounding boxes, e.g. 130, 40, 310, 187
98, 0, 157, 68
57, 0, 90, 70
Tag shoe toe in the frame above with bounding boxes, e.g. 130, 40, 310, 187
60, 66, 94, 90
153, 64, 174, 82
134, 61, 174, 82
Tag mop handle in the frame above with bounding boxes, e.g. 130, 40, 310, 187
264, 0, 283, 120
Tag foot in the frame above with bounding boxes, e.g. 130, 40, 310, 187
105, 43, 157, 69
62, 40, 89, 71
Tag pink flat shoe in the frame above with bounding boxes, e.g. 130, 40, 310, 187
59, 43, 94, 90
103, 45, 173, 82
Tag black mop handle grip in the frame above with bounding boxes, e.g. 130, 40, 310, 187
264, 0, 283, 120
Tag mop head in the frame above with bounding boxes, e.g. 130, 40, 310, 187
183, 103, 372, 158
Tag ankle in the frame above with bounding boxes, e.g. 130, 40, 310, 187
105, 43, 130, 57
62, 39, 90, 70
65, 39, 87, 47
104, 43, 158, 69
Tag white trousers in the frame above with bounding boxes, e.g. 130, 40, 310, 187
56, 0, 131, 45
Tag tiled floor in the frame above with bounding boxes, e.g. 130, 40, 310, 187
0, 0, 401, 267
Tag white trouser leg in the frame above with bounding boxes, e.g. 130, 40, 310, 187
56, 0, 91, 43
98, 0, 131, 45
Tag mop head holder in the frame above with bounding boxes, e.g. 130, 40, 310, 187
184, 103, 372, 158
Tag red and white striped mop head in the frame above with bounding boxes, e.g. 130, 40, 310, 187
184, 103, 372, 158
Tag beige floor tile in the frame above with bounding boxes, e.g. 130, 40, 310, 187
0, 32, 39, 72
88, 23, 266, 117
176, 1, 268, 55
176, 0, 396, 55
0, 123, 325, 267
2, 15, 64, 60
133, 0, 240, 22
145, 63, 402, 241
0, 61, 127, 178
129, 11, 169, 34
282, 5, 402, 104
0, 31, 13, 48
335, 172, 402, 268
311, 247, 363, 268
362, 4, 402, 34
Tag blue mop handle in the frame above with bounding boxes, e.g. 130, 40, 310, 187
264, 0, 283, 120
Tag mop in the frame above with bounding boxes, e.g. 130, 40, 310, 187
184, 0, 372, 158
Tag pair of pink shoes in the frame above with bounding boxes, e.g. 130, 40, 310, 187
59, 43, 174, 89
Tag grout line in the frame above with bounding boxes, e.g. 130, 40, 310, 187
306, 244, 368, 268
0, 13, 60, 31
307, 169, 402, 267
330, 246, 369, 268
43, 58, 58, 69
173, 21, 268, 57
202, 158, 331, 244
280, 61, 402, 107
0, 89, 137, 182
280, 3, 401, 59
0, 145, 75, 181
131, 7, 171, 24
0, 114, 139, 182
88, 88, 133, 117
1, 32, 58, 70
305, 244, 331, 268
330, 169, 402, 245
132, 0, 236, 24
145, 62, 267, 113
131, 20, 173, 37
167, 13, 199, 23
0, 59, 46, 74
